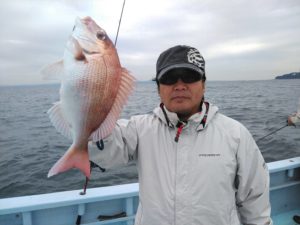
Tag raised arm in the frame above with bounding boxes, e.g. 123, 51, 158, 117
88, 118, 139, 170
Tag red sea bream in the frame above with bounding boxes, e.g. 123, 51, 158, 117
43, 17, 135, 178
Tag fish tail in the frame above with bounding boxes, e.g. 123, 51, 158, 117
48, 144, 91, 178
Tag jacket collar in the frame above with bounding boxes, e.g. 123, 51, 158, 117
153, 101, 218, 131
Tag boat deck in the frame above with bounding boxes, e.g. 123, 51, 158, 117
273, 209, 300, 225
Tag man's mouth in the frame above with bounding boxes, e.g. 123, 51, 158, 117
171, 96, 190, 100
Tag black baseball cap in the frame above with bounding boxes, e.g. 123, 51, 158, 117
156, 45, 206, 81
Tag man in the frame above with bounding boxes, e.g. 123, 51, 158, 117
288, 112, 300, 126
89, 45, 273, 225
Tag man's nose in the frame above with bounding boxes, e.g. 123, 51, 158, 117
174, 79, 187, 90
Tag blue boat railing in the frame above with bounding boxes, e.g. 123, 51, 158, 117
0, 183, 139, 225
0, 157, 300, 225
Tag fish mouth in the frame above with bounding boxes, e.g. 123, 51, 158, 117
82, 48, 101, 55
72, 18, 103, 52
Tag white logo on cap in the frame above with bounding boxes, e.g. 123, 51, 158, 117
187, 48, 205, 68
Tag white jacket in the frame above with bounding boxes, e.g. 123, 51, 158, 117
89, 102, 273, 225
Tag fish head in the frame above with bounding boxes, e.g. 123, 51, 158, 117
70, 16, 114, 57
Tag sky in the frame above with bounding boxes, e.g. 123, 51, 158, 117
0, 0, 300, 85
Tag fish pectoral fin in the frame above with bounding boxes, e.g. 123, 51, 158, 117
48, 145, 91, 178
91, 68, 135, 141
40, 60, 64, 80
47, 102, 73, 139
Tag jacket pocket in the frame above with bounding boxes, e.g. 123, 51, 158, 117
192, 202, 241, 225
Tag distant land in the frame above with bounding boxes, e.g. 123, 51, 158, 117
275, 72, 300, 79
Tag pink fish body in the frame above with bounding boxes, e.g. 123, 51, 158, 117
44, 17, 135, 178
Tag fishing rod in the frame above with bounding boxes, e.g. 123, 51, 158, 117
256, 123, 288, 143
256, 106, 300, 142
114, 0, 126, 46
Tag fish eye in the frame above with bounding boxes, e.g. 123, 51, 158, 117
96, 30, 106, 40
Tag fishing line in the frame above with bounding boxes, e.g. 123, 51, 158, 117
256, 124, 288, 143
114, 0, 126, 46
79, 0, 127, 197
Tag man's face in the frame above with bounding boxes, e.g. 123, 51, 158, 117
158, 70, 205, 120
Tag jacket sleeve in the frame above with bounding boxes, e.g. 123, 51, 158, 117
235, 125, 273, 225
88, 118, 138, 170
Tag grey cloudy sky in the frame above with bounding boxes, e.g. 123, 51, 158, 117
0, 0, 300, 85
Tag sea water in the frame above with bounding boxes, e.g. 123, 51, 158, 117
0, 80, 299, 198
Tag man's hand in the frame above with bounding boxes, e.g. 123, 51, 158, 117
288, 113, 300, 126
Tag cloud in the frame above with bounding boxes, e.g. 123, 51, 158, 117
0, 0, 300, 85
206, 39, 267, 59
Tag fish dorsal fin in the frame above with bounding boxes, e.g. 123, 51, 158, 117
91, 68, 135, 141
40, 60, 64, 80
47, 101, 73, 139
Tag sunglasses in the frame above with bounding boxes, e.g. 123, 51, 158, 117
158, 68, 203, 85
